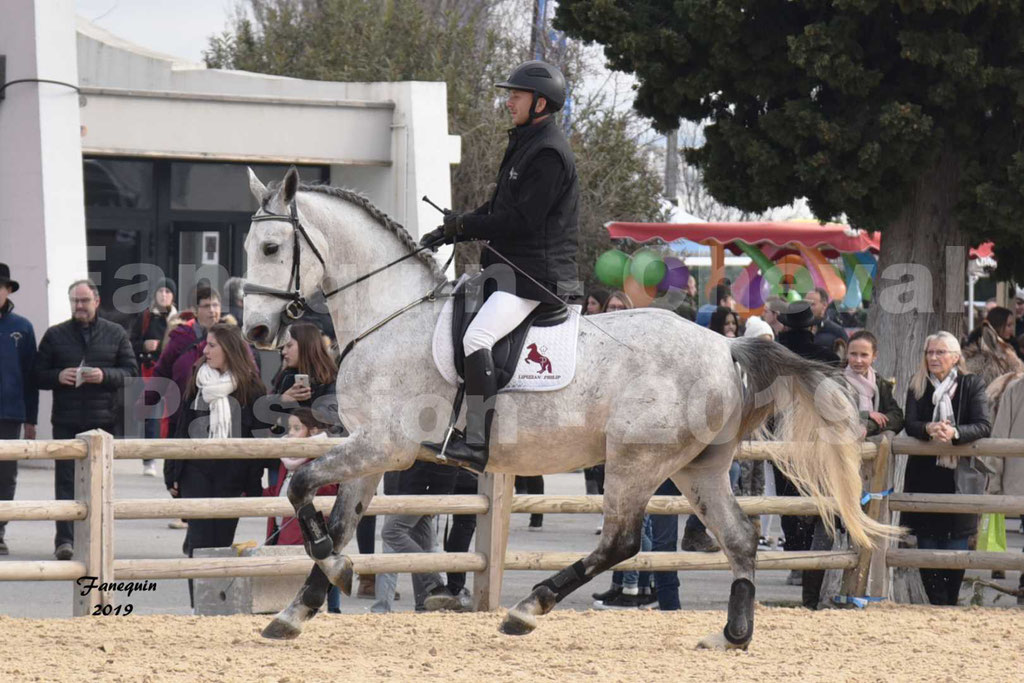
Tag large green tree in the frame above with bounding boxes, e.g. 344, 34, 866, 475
556, 0, 1024, 392
206, 0, 664, 287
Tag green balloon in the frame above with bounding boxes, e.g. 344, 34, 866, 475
630, 249, 667, 287
786, 289, 803, 302
595, 249, 629, 288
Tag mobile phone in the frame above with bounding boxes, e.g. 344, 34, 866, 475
294, 374, 310, 389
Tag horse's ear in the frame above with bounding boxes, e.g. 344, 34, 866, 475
282, 166, 300, 204
247, 167, 267, 201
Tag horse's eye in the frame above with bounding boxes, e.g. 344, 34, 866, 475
262, 243, 279, 257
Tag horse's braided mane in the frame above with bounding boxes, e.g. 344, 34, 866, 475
267, 181, 446, 282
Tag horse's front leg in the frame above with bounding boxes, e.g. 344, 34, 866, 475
287, 444, 398, 591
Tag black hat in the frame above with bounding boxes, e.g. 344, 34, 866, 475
0, 263, 19, 293
153, 277, 177, 298
496, 60, 567, 112
778, 300, 815, 329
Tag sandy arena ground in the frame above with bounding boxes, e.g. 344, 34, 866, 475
1, 604, 1021, 682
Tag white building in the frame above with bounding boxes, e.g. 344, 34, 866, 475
1, 0, 459, 333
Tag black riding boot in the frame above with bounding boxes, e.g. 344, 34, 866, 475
422, 348, 496, 474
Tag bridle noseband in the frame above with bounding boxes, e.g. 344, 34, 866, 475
243, 199, 327, 321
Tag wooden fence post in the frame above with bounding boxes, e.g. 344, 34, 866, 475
473, 472, 514, 611
866, 433, 893, 598
841, 433, 892, 598
73, 429, 114, 616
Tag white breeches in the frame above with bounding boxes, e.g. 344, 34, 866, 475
463, 291, 540, 355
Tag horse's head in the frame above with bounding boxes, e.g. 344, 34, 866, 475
242, 166, 329, 348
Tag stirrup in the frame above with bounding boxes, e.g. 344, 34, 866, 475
296, 503, 333, 560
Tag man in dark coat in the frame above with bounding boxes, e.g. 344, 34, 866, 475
419, 60, 579, 474
773, 299, 839, 600
34, 279, 136, 559
0, 264, 38, 555
805, 288, 848, 354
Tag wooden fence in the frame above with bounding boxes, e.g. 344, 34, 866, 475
1, 432, 1022, 615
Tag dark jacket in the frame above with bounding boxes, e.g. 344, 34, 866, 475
777, 329, 840, 366
34, 316, 137, 428
902, 373, 991, 539
813, 318, 848, 352
165, 384, 269, 498
861, 375, 904, 438
460, 117, 580, 303
129, 307, 173, 369
0, 301, 38, 424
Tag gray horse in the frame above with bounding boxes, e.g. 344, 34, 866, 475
242, 167, 895, 649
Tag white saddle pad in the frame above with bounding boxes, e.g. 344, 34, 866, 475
432, 297, 581, 393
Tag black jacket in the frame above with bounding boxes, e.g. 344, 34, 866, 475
902, 373, 991, 539
860, 376, 905, 438
267, 367, 340, 434
813, 318, 848, 352
777, 329, 840, 366
34, 317, 137, 428
129, 308, 173, 368
165, 386, 269, 498
460, 117, 580, 303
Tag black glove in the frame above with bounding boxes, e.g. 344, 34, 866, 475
442, 212, 465, 239
419, 227, 447, 250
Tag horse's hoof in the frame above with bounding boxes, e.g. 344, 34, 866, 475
696, 631, 749, 651
335, 556, 354, 596
499, 609, 537, 636
261, 618, 301, 640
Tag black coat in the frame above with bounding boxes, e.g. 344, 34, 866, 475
460, 117, 580, 303
34, 317, 137, 428
128, 308, 172, 367
267, 367, 339, 433
777, 329, 840, 366
902, 373, 991, 539
165, 386, 269, 498
860, 375, 905, 438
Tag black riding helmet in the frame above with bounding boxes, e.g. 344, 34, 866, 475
495, 60, 566, 118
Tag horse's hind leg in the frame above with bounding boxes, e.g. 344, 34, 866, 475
672, 440, 758, 650
499, 456, 664, 636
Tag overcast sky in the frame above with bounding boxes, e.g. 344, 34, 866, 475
76, 0, 235, 63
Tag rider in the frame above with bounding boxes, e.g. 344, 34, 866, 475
420, 60, 580, 473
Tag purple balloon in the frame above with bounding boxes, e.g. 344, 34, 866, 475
732, 269, 765, 309
657, 257, 690, 292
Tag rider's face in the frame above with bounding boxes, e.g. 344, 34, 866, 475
506, 89, 544, 126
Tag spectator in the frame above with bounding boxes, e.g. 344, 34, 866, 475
263, 408, 341, 612
670, 276, 698, 321
584, 288, 609, 315
845, 331, 904, 438
604, 291, 633, 312
762, 296, 786, 337
441, 469, 478, 599
593, 517, 655, 609
515, 475, 545, 530
1014, 287, 1024, 339
713, 284, 735, 310
743, 316, 774, 340
902, 331, 991, 605
709, 306, 739, 338
224, 277, 245, 327
34, 279, 136, 560
166, 322, 267, 607
963, 308, 1024, 383
267, 323, 339, 431
773, 299, 838, 585
129, 277, 176, 477
0, 264, 38, 556
985, 372, 1024, 603
152, 285, 223, 410
804, 288, 848, 351
374, 462, 464, 613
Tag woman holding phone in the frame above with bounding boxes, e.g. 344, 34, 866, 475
269, 323, 339, 424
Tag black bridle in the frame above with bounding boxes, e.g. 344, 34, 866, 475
242, 197, 435, 322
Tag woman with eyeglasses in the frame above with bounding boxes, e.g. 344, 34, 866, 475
902, 331, 991, 605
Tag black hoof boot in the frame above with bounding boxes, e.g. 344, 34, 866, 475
296, 503, 333, 560
724, 578, 756, 645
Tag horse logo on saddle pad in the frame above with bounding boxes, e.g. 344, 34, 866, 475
432, 276, 580, 392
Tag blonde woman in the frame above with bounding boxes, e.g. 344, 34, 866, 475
902, 331, 991, 605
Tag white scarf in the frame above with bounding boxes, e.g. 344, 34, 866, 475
929, 369, 958, 469
844, 365, 878, 413
193, 363, 237, 439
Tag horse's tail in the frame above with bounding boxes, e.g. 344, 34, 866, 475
729, 337, 902, 549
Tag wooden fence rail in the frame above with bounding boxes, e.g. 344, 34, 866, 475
0, 431, 1022, 613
